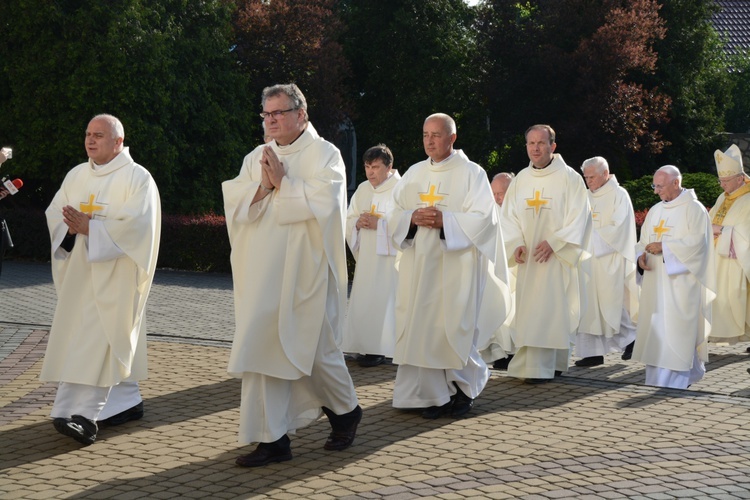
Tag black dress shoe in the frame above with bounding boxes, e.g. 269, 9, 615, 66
236, 435, 292, 467
357, 354, 386, 368
53, 415, 98, 446
492, 354, 514, 371
421, 400, 452, 419
574, 356, 604, 367
322, 405, 362, 450
98, 401, 144, 426
450, 387, 474, 417
622, 341, 635, 360
524, 378, 552, 384
554, 370, 562, 377
745, 346, 750, 354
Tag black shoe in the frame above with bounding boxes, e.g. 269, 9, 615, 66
574, 356, 604, 367
53, 415, 98, 446
622, 341, 635, 360
524, 378, 552, 384
421, 400, 452, 419
357, 354, 386, 368
492, 354, 514, 371
322, 405, 362, 451
235, 435, 292, 467
554, 370, 562, 377
98, 402, 144, 426
450, 386, 474, 417
746, 347, 750, 354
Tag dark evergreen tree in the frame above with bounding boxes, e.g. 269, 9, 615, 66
0, 0, 253, 213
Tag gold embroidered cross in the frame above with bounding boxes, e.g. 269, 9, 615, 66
419, 185, 445, 207
526, 190, 549, 215
653, 219, 670, 241
80, 194, 104, 216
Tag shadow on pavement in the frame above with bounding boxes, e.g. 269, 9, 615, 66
53, 371, 621, 498
0, 378, 241, 471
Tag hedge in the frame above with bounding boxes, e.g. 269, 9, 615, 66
0, 171, 724, 273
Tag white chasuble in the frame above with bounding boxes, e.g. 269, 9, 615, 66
343, 172, 401, 356
708, 185, 750, 342
478, 203, 517, 361
41, 148, 161, 387
501, 155, 591, 350
633, 189, 716, 372
578, 176, 639, 338
389, 150, 510, 370
222, 124, 349, 381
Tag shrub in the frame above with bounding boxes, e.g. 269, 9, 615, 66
0, 209, 234, 273
1, 208, 49, 261
159, 213, 231, 273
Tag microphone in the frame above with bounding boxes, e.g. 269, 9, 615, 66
2, 178, 22, 195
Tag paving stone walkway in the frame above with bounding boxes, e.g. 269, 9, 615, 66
2, 261, 750, 499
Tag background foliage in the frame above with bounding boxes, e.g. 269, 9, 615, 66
0, 0, 253, 214
0, 0, 747, 271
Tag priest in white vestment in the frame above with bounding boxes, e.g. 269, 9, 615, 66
223, 84, 361, 467
502, 125, 591, 383
42, 114, 161, 445
634, 165, 716, 389
343, 144, 401, 367
389, 113, 510, 419
708, 145, 750, 345
482, 172, 517, 370
576, 157, 638, 367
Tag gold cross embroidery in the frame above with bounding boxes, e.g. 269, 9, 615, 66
80, 194, 105, 216
653, 219, 670, 241
369, 204, 382, 219
419, 185, 445, 207
526, 190, 549, 215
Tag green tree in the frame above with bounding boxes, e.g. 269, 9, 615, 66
476, 0, 670, 176
231, 0, 352, 141
0, 0, 253, 213
645, 0, 732, 172
725, 51, 750, 134
341, 0, 484, 176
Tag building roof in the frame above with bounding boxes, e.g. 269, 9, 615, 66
713, 1, 750, 57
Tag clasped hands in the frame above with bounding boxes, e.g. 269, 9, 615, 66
63, 205, 90, 236
411, 207, 443, 229
639, 242, 663, 271
514, 240, 554, 264
259, 146, 285, 191
356, 212, 379, 230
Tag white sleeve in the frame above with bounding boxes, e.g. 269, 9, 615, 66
88, 220, 126, 262
442, 212, 473, 251
662, 242, 689, 276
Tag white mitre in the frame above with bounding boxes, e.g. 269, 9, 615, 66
714, 144, 744, 178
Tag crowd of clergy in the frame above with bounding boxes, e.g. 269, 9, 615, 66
34, 84, 750, 469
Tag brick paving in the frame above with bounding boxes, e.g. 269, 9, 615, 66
2, 261, 750, 499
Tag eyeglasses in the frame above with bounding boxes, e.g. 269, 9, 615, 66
259, 108, 297, 120
717, 174, 743, 185
651, 183, 665, 190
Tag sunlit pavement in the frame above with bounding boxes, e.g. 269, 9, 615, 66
2, 261, 750, 499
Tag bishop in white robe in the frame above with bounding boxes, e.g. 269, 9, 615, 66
576, 157, 638, 366
223, 84, 360, 467
502, 125, 591, 383
634, 166, 715, 389
708, 145, 750, 344
42, 115, 161, 445
343, 145, 401, 366
389, 113, 510, 419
